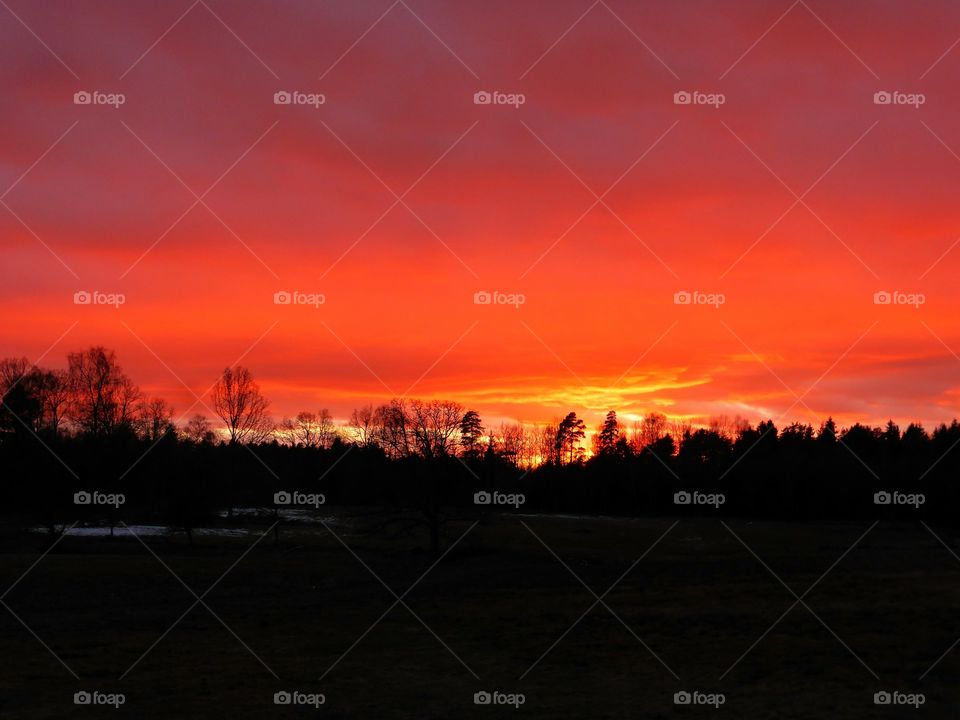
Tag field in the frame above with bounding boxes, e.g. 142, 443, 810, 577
0, 512, 958, 718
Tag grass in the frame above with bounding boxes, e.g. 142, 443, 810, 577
0, 513, 958, 718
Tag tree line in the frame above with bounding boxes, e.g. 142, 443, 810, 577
2, 347, 958, 551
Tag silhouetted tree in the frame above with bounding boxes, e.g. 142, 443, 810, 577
212, 366, 272, 444
408, 399, 463, 460
66, 347, 140, 436
372, 399, 412, 459
281, 410, 335, 448
593, 410, 622, 456
183, 414, 215, 444
1, 357, 43, 434
349, 404, 376, 447
633, 412, 667, 451
6, 343, 960, 542
555, 412, 586, 465
137, 397, 174, 441
459, 409, 484, 459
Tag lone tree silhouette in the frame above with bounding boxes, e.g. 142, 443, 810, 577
212, 366, 271, 444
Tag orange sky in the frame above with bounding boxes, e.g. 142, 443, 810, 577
2, 0, 959, 431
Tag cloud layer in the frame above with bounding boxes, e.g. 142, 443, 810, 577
2, 0, 959, 428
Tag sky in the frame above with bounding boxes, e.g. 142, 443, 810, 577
2, 0, 960, 432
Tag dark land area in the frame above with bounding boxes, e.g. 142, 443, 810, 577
1, 513, 958, 718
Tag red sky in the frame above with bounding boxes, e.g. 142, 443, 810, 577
2, 0, 959, 431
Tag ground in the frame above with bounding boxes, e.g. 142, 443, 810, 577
0, 513, 958, 718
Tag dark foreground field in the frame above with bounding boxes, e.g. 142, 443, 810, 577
1, 513, 958, 718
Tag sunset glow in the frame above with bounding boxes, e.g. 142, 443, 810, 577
3, 0, 960, 430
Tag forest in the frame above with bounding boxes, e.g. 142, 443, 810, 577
1, 346, 956, 554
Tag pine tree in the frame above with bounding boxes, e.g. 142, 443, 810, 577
594, 410, 621, 456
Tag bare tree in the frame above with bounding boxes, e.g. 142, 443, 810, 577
349, 404, 376, 447
507, 422, 535, 468
632, 412, 667, 451
38, 369, 69, 436
408, 399, 463, 459
66, 347, 140, 436
137, 397, 174, 441
532, 424, 555, 467
484, 421, 558, 468
669, 416, 693, 442
0, 357, 41, 433
212, 366, 272, 444
363, 398, 466, 558
183, 414, 215, 444
1, 361, 71, 437
367, 398, 463, 458
707, 415, 750, 440
280, 410, 336, 448
487, 421, 529, 465
0, 357, 30, 391
372, 399, 412, 458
